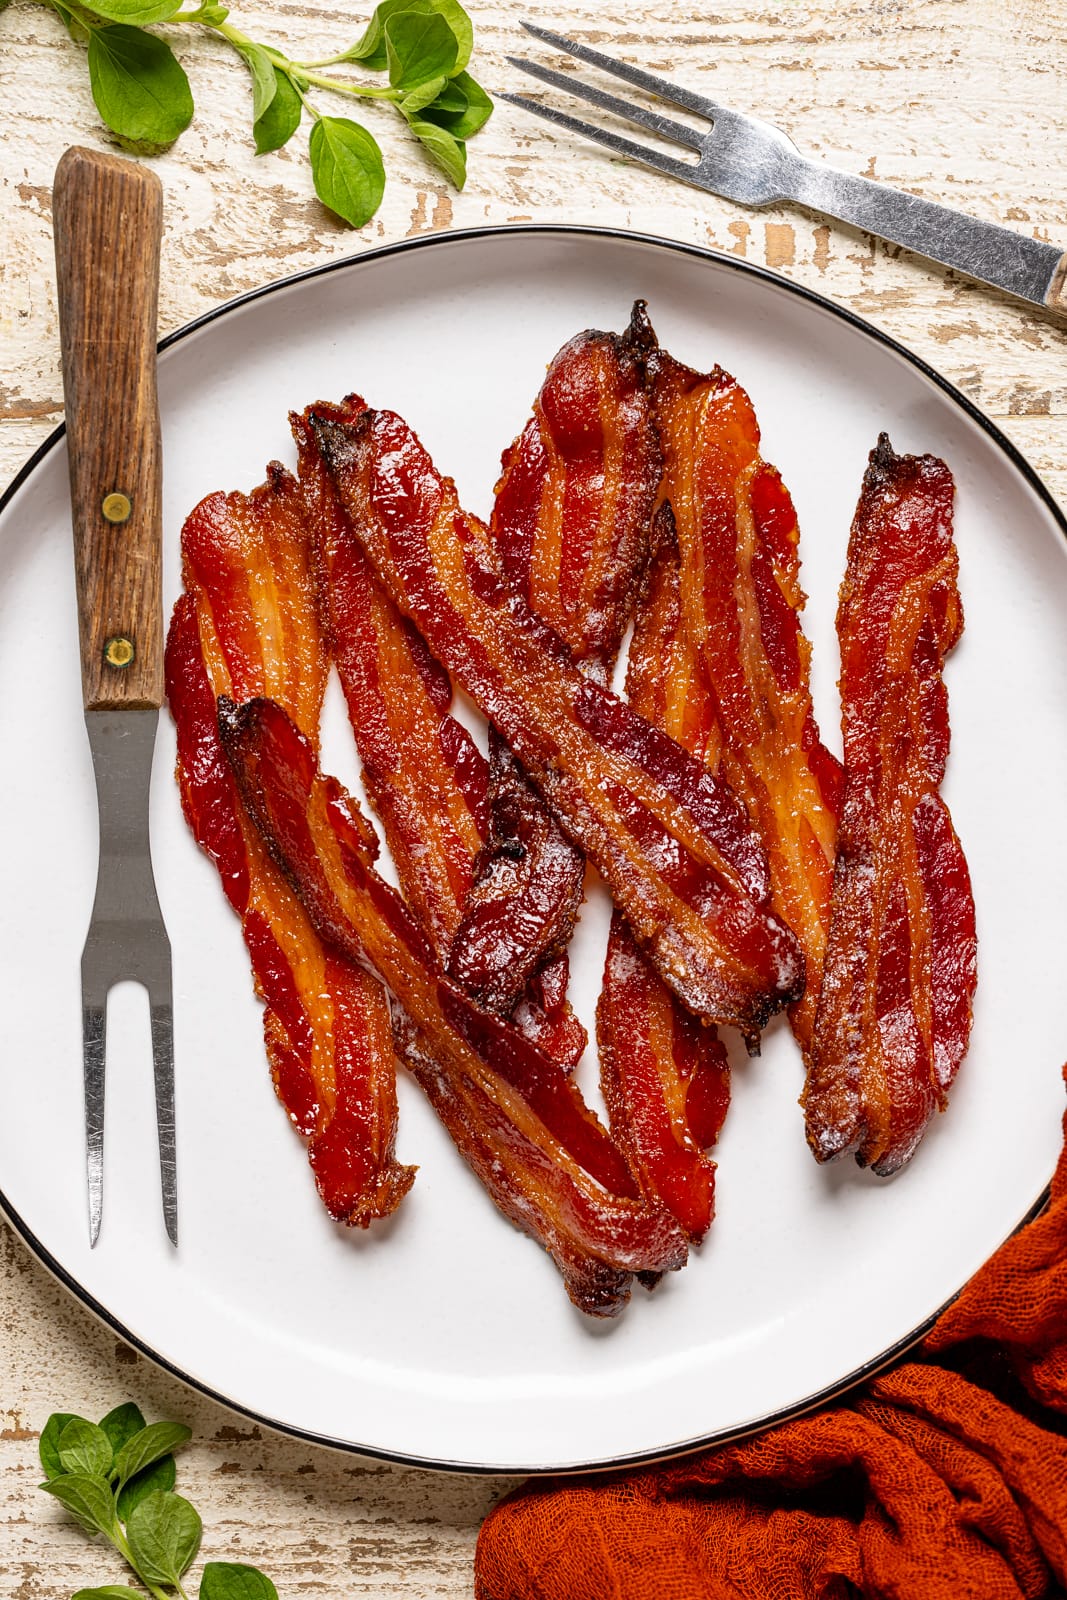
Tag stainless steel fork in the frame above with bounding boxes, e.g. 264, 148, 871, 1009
504, 23, 1067, 316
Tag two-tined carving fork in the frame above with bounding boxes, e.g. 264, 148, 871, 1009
504, 23, 1067, 316
53, 147, 177, 1248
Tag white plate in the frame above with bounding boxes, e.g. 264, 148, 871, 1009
2, 226, 1065, 1474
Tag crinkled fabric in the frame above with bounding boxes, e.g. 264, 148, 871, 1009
475, 1068, 1067, 1600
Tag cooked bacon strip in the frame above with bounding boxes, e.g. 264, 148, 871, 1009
448, 730, 585, 1015
492, 308, 659, 681
805, 435, 977, 1174
641, 311, 843, 1054
167, 469, 414, 1225
294, 398, 586, 1068
308, 406, 804, 1035
450, 314, 660, 1034
219, 694, 689, 1315
597, 514, 731, 1241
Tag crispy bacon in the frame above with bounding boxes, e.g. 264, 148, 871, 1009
308, 405, 805, 1035
805, 435, 977, 1174
167, 469, 414, 1225
491, 309, 660, 681
448, 311, 660, 1034
294, 398, 586, 1068
640, 311, 843, 1054
597, 515, 731, 1241
219, 694, 689, 1315
450, 315, 660, 1026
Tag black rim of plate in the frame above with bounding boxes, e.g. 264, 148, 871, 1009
1, 222, 1061, 1477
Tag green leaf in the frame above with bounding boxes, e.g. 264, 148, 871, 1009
308, 116, 385, 228
40, 1473, 119, 1540
406, 116, 466, 187
117, 1450, 177, 1520
87, 24, 194, 149
98, 1403, 146, 1458
72, 1590, 145, 1599
113, 1420, 191, 1488
399, 74, 446, 116
422, 70, 492, 139
58, 1418, 113, 1479
253, 66, 302, 154
200, 1563, 280, 1600
348, 0, 472, 75
126, 1490, 202, 1586
39, 1412, 82, 1480
236, 40, 277, 124
385, 9, 458, 91
82, 0, 183, 22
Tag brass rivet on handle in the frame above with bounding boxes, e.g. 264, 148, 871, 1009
101, 491, 132, 524
104, 635, 135, 669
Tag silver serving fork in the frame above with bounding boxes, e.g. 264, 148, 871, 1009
504, 23, 1067, 316
53, 147, 177, 1249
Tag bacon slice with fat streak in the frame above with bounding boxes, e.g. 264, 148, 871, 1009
293, 397, 586, 1069
219, 694, 689, 1315
308, 406, 805, 1035
597, 513, 731, 1241
450, 316, 660, 1023
640, 310, 843, 1056
166, 468, 415, 1224
805, 435, 977, 1175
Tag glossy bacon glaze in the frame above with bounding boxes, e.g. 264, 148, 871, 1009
309, 406, 804, 1035
597, 517, 731, 1241
450, 318, 659, 1029
166, 469, 414, 1224
294, 397, 488, 953
491, 308, 660, 680
220, 695, 689, 1315
805, 435, 976, 1174
642, 314, 842, 1054
295, 398, 585, 1069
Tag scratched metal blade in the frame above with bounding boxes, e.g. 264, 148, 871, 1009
82, 708, 176, 1246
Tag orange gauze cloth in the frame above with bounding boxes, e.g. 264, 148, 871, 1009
475, 1068, 1067, 1600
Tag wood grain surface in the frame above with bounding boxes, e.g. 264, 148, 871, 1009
53, 146, 165, 710
2, 0, 1066, 1593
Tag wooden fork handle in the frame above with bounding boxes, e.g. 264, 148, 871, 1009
53, 146, 165, 711
1048, 253, 1067, 316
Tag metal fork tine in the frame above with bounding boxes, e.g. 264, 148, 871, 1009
150, 993, 178, 1246
499, 93, 697, 185
507, 56, 706, 153
82, 995, 106, 1247
520, 21, 721, 121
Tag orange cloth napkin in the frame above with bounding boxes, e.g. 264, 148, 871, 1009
475, 1069, 1067, 1600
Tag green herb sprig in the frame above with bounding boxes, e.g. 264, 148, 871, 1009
38, 1404, 277, 1600
17, 0, 492, 226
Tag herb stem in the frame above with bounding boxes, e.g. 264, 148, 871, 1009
298, 70, 400, 99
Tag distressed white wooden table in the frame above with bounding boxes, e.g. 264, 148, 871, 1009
2, 1, 1065, 1593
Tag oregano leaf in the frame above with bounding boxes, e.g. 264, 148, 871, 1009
40, 1473, 119, 1541
40, 1412, 82, 1480
308, 116, 385, 227
116, 1450, 177, 1520
81, 0, 184, 23
112, 1420, 191, 1488
87, 24, 194, 148
348, 0, 471, 75
253, 66, 302, 153
200, 1562, 280, 1600
385, 9, 458, 91
405, 115, 466, 187
422, 71, 492, 139
57, 1418, 113, 1480
98, 1403, 146, 1458
126, 1490, 202, 1585
400, 74, 446, 117
236, 39, 278, 124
